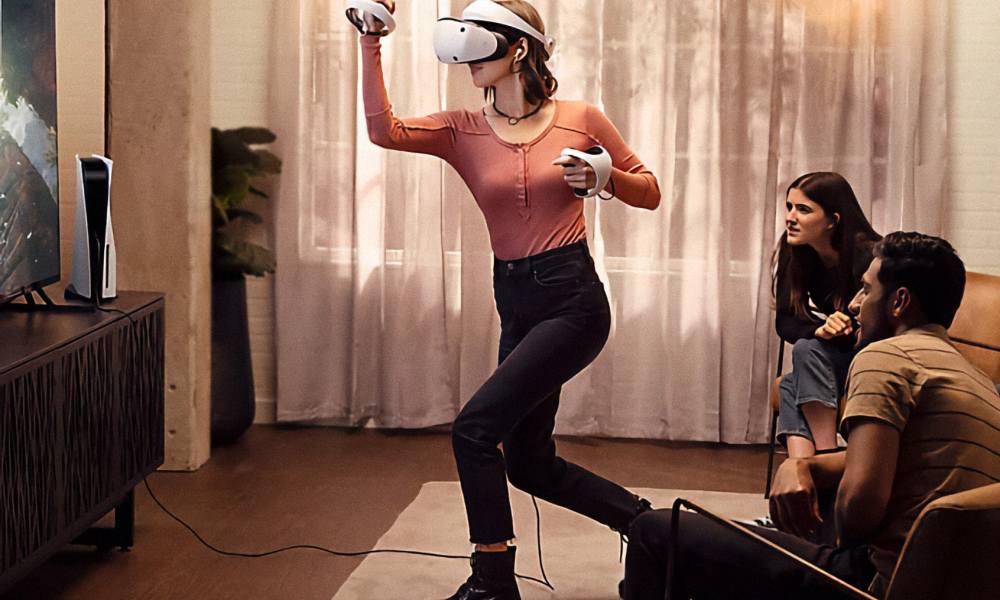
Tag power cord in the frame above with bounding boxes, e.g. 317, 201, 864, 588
143, 477, 555, 590
95, 305, 133, 320
531, 495, 554, 589
99, 304, 555, 590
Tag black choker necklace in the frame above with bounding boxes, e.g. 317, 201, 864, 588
491, 100, 544, 125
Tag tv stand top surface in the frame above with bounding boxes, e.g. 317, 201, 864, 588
0, 290, 163, 376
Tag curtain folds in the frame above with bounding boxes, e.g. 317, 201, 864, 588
272, 0, 948, 443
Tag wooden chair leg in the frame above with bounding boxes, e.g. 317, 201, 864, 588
765, 409, 779, 498
765, 340, 786, 499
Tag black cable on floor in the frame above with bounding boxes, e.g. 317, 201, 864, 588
101, 303, 557, 589
530, 495, 555, 590
143, 477, 555, 589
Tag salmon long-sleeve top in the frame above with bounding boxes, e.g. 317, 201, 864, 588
361, 36, 660, 261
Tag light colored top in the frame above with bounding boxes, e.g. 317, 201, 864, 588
841, 324, 1000, 580
360, 36, 660, 260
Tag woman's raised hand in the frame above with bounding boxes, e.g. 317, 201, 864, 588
347, 0, 396, 35
551, 155, 597, 193
371, 0, 395, 34
815, 311, 853, 340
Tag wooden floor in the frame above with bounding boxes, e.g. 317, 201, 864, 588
2, 426, 769, 600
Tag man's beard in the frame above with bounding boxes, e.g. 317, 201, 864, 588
857, 300, 894, 348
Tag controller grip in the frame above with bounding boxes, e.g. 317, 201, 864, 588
559, 146, 613, 198
345, 0, 396, 36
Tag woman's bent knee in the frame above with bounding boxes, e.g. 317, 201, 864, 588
451, 410, 489, 456
792, 337, 827, 362
505, 458, 547, 495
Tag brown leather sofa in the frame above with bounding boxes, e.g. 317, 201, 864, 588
947, 271, 1000, 381
883, 482, 1000, 599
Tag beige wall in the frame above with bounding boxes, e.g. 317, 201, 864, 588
945, 1, 1000, 276
56, 2, 212, 469
55, 0, 106, 282
211, 0, 277, 423
108, 1, 213, 470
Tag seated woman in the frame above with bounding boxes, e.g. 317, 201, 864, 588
773, 172, 881, 459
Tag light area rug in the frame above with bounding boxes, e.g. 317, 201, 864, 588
332, 482, 767, 599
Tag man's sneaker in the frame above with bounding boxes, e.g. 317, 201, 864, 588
733, 515, 776, 529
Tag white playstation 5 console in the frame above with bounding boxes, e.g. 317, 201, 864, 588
66, 154, 117, 303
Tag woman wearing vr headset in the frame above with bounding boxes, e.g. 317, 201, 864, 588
772, 173, 881, 462
347, 1, 660, 598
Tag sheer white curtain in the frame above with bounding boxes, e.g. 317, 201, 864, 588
272, 0, 947, 442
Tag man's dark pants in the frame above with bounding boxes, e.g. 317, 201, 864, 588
623, 509, 876, 599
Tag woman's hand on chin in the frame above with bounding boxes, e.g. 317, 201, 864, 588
814, 311, 853, 340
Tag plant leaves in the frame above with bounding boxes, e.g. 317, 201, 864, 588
211, 125, 281, 274
231, 127, 276, 145
214, 235, 275, 277
212, 128, 257, 172
225, 208, 264, 224
214, 165, 251, 203
253, 149, 283, 174
212, 195, 230, 226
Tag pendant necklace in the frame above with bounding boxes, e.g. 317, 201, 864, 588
491, 99, 544, 125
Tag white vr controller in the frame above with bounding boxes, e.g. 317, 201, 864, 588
560, 146, 613, 198
345, 0, 396, 36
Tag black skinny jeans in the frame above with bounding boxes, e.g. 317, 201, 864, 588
452, 241, 642, 544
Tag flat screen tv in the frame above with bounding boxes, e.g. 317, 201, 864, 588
0, 0, 59, 304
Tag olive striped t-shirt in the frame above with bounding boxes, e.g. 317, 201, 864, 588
840, 324, 1000, 579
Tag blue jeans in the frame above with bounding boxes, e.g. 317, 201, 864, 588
776, 338, 856, 447
451, 241, 644, 544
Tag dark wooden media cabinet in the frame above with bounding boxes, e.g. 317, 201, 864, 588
0, 292, 165, 593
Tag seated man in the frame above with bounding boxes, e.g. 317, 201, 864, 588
622, 232, 1000, 599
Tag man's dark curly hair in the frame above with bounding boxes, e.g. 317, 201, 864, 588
874, 231, 966, 328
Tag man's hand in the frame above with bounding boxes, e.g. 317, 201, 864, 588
815, 310, 853, 340
769, 458, 823, 538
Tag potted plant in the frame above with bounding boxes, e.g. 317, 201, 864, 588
210, 127, 281, 445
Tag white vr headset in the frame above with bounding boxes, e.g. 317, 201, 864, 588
434, 0, 556, 64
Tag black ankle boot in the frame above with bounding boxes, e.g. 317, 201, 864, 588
613, 495, 654, 536
445, 546, 521, 600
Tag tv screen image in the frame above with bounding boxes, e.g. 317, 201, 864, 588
0, 0, 59, 303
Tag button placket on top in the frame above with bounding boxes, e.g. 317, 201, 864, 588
516, 146, 530, 221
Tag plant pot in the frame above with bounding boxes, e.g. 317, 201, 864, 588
211, 274, 255, 445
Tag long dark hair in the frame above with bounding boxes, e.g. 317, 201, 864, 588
479, 0, 558, 106
771, 172, 881, 319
